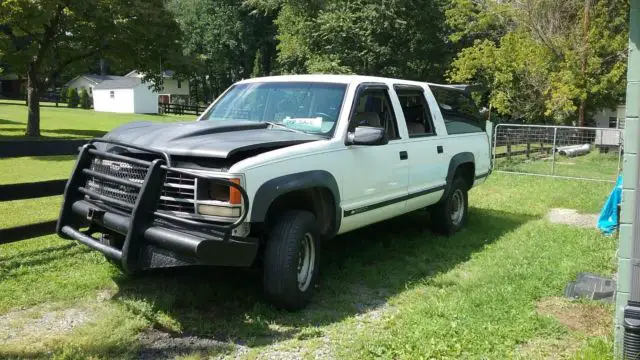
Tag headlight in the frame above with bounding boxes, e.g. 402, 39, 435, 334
196, 177, 243, 218
205, 178, 242, 204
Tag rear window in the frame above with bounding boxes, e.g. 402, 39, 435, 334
429, 86, 485, 135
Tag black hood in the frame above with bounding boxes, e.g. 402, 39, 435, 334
101, 120, 323, 158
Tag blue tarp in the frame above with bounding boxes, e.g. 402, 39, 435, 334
598, 175, 623, 235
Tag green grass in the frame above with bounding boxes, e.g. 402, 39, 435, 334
0, 173, 618, 359
0, 156, 76, 185
494, 150, 621, 181
0, 99, 194, 139
0, 196, 62, 229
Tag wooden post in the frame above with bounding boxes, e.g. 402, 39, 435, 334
526, 138, 531, 158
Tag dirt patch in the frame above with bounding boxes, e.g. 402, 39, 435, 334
0, 305, 94, 343
546, 208, 598, 229
536, 297, 612, 337
137, 329, 240, 360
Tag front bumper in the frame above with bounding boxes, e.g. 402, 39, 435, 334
56, 140, 258, 272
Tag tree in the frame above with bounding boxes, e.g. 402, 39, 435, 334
0, 0, 183, 136
67, 88, 78, 108
58, 87, 67, 103
446, 0, 629, 124
168, 0, 277, 103
251, 49, 265, 78
79, 88, 90, 109
249, 0, 453, 81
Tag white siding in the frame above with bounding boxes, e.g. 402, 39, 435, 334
65, 77, 97, 97
126, 70, 188, 96
93, 89, 135, 113
159, 78, 189, 96
593, 108, 618, 128
133, 85, 159, 114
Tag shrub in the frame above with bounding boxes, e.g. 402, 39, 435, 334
79, 88, 90, 109
59, 88, 67, 103
67, 88, 79, 108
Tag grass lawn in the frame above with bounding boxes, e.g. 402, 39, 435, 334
0, 99, 195, 139
494, 150, 621, 182
0, 173, 617, 359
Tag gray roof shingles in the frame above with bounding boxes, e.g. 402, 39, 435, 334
93, 77, 142, 90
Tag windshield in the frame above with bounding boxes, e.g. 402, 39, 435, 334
202, 82, 347, 136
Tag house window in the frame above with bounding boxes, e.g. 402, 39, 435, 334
177, 80, 182, 89
110, 91, 115, 99
609, 117, 618, 128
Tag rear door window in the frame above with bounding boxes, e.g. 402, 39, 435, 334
394, 86, 436, 138
429, 86, 485, 135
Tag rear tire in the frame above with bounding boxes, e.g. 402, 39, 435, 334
263, 211, 320, 310
430, 177, 468, 236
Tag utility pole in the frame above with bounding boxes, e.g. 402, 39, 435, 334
618, 0, 640, 358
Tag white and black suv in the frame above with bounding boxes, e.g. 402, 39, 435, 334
57, 75, 491, 310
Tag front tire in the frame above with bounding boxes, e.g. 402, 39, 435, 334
263, 211, 320, 310
430, 177, 469, 236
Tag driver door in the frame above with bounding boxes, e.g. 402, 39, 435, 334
339, 84, 410, 234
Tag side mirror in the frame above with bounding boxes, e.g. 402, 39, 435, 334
347, 126, 388, 146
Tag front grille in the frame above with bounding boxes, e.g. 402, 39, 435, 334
159, 172, 196, 214
86, 158, 147, 206
85, 156, 196, 214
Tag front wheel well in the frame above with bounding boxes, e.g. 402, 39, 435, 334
264, 187, 337, 239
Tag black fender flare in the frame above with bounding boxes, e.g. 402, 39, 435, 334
440, 152, 475, 202
250, 170, 341, 234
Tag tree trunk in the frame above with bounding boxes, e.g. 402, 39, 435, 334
578, 0, 591, 127
26, 67, 41, 137
578, 99, 586, 127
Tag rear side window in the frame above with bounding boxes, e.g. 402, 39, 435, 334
395, 86, 436, 138
429, 86, 485, 135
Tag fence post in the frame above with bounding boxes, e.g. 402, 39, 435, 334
551, 127, 558, 175
506, 129, 512, 161
526, 137, 531, 159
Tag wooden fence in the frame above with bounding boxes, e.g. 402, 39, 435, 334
159, 103, 209, 116
0, 139, 85, 245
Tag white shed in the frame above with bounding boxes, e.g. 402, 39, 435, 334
92, 78, 159, 114
64, 74, 126, 98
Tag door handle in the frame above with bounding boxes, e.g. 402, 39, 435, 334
437, 145, 443, 154
399, 151, 408, 160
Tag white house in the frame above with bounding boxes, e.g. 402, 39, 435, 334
92, 78, 159, 114
125, 70, 189, 104
64, 74, 126, 98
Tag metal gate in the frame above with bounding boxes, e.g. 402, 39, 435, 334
492, 124, 623, 182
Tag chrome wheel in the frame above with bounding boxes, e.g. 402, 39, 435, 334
450, 189, 465, 226
297, 232, 316, 291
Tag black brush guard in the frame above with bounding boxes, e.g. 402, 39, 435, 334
56, 139, 258, 272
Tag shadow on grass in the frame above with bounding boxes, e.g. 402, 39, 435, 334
106, 207, 533, 355
0, 242, 77, 263
0, 118, 23, 126
0, 127, 105, 138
